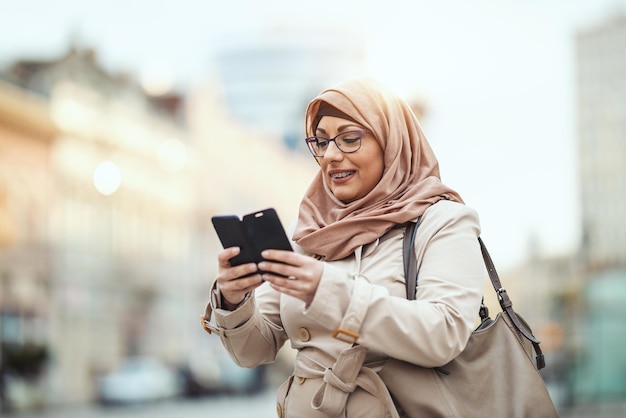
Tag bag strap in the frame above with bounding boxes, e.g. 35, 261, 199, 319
477, 238, 545, 368
402, 217, 421, 296
402, 222, 546, 369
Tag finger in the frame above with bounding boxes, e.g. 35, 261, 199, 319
216, 264, 257, 288
230, 263, 258, 280
257, 261, 294, 278
261, 249, 301, 264
218, 247, 240, 266
233, 274, 264, 290
222, 273, 263, 291
267, 279, 304, 298
262, 274, 302, 291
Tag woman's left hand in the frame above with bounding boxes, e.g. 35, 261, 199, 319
257, 250, 323, 307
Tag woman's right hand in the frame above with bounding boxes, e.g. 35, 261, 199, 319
216, 247, 264, 310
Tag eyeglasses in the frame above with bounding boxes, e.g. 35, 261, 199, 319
305, 130, 370, 157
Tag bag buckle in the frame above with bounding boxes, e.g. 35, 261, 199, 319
479, 303, 490, 321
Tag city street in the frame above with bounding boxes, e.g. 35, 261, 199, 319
4, 391, 278, 418
5, 389, 626, 418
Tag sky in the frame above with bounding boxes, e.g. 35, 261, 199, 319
1, 0, 625, 269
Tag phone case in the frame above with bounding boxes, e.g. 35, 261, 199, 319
211, 208, 293, 266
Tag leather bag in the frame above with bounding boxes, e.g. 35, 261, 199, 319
378, 219, 560, 417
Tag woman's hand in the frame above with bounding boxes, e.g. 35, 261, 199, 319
216, 247, 263, 310
257, 250, 323, 307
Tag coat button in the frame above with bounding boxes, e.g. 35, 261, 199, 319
296, 376, 306, 385
276, 403, 283, 418
297, 327, 311, 342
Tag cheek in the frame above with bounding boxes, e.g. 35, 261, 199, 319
366, 148, 385, 186
369, 162, 385, 188
357, 158, 384, 196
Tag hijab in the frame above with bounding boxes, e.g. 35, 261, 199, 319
293, 76, 463, 261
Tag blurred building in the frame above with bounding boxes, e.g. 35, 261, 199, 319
473, 14, 626, 413
0, 76, 58, 412
577, 13, 626, 272
212, 28, 367, 151
0, 44, 317, 411
568, 12, 626, 406
0, 46, 201, 409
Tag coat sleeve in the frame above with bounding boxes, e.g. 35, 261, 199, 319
208, 280, 289, 368
307, 201, 485, 367
370, 202, 484, 366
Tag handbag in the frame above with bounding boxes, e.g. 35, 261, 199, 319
378, 219, 560, 417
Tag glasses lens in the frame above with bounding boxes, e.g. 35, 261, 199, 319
308, 138, 328, 156
306, 131, 366, 157
336, 131, 363, 153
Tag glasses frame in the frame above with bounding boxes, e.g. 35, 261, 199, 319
304, 129, 370, 158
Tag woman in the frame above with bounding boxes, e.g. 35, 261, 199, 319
201, 77, 485, 417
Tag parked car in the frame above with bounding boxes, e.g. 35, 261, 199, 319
95, 357, 184, 405
183, 338, 268, 396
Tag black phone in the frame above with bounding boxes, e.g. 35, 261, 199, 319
211, 208, 293, 266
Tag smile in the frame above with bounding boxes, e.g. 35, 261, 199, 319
329, 171, 355, 179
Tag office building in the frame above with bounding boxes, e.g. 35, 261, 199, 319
576, 14, 626, 271
212, 29, 367, 151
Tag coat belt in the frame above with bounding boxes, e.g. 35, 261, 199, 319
297, 345, 399, 418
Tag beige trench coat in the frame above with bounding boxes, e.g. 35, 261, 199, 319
202, 200, 485, 417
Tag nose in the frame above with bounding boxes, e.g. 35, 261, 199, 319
322, 140, 343, 161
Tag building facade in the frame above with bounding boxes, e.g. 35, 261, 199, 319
212, 28, 367, 151
0, 78, 58, 412
576, 14, 626, 272
570, 13, 626, 405
0, 47, 203, 408
0, 44, 317, 411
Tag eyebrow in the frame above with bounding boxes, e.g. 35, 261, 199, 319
316, 123, 362, 135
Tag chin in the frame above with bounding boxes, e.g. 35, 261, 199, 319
335, 193, 359, 204
331, 186, 364, 204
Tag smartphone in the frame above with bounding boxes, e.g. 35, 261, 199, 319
211, 208, 293, 266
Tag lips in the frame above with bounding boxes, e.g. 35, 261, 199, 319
328, 170, 355, 183
330, 171, 354, 179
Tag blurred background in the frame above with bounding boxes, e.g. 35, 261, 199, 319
0, 0, 625, 417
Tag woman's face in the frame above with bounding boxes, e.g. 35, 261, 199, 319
315, 116, 384, 203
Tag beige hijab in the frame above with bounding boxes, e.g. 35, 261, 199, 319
293, 76, 463, 261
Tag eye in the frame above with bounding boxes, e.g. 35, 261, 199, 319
338, 131, 364, 145
315, 138, 329, 148
341, 135, 361, 145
